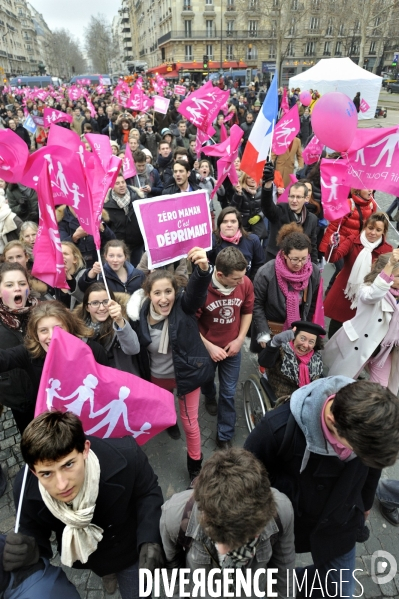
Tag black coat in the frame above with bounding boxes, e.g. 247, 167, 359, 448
14, 124, 31, 149
244, 401, 380, 564
0, 321, 32, 411
261, 186, 318, 263
231, 187, 263, 229
162, 181, 201, 195
14, 436, 163, 577
103, 187, 144, 249
132, 265, 214, 396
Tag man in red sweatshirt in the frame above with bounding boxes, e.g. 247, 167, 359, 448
198, 246, 254, 449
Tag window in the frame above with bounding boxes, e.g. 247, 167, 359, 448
312, 0, 320, 8
248, 0, 258, 9
271, 20, 277, 36
248, 20, 257, 36
354, 19, 360, 33
338, 24, 344, 35
305, 40, 316, 55
291, 0, 298, 9
206, 20, 214, 36
185, 44, 193, 59
269, 44, 276, 58
206, 43, 213, 59
288, 17, 295, 35
226, 20, 234, 36
350, 42, 359, 54
323, 41, 331, 55
246, 44, 257, 59
226, 43, 234, 59
369, 40, 376, 54
326, 18, 333, 35
205, 0, 213, 4
335, 40, 342, 55
184, 20, 192, 36
273, 0, 279, 6
286, 41, 295, 56
183, 0, 191, 8
310, 17, 319, 31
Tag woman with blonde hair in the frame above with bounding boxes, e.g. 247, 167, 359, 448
19, 221, 38, 260
0, 301, 109, 431
54, 242, 86, 309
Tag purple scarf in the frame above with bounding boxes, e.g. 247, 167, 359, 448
274, 251, 314, 330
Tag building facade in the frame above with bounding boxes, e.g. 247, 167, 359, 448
27, 2, 57, 77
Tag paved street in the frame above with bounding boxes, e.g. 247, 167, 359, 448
0, 131, 399, 597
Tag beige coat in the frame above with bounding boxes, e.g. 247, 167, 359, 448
272, 137, 304, 187
323, 274, 399, 394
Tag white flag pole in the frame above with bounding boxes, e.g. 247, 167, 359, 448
14, 464, 29, 533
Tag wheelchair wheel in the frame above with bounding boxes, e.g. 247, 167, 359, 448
243, 374, 272, 432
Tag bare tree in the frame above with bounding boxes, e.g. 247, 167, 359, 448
51, 29, 86, 80
84, 14, 115, 73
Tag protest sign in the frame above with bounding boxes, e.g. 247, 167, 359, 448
99, 77, 111, 85
134, 190, 212, 268
31, 115, 44, 127
153, 95, 170, 114
174, 85, 186, 96
359, 99, 370, 113
23, 115, 37, 134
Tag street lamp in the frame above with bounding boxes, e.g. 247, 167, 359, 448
220, 0, 223, 75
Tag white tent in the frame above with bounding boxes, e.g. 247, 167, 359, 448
289, 57, 382, 120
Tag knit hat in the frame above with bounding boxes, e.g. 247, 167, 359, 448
161, 128, 173, 137
110, 140, 119, 149
254, 100, 261, 106
142, 148, 153, 159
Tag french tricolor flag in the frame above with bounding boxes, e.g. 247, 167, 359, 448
241, 74, 279, 182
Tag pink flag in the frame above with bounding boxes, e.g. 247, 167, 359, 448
359, 98, 370, 113
86, 98, 97, 118
43, 107, 73, 126
0, 129, 30, 183
202, 125, 244, 198
32, 163, 67, 288
320, 159, 351, 221
156, 74, 167, 89
312, 275, 325, 330
281, 88, 290, 115
85, 133, 113, 171
122, 142, 137, 179
178, 82, 229, 136
220, 121, 228, 142
303, 135, 324, 165
35, 328, 176, 443
277, 174, 297, 204
272, 104, 300, 155
96, 85, 106, 95
195, 129, 211, 160
76, 78, 91, 86
142, 95, 154, 112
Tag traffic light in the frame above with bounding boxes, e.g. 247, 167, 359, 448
203, 54, 209, 69
392, 60, 397, 67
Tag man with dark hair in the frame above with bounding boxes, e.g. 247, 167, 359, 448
7, 118, 31, 149
155, 140, 174, 185
10, 411, 164, 598
162, 160, 200, 195
81, 108, 99, 133
261, 165, 318, 262
198, 247, 254, 447
245, 377, 399, 598
132, 149, 163, 197
160, 448, 295, 597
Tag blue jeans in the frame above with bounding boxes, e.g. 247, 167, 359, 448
295, 546, 356, 598
117, 560, 141, 599
201, 351, 241, 440
377, 478, 399, 509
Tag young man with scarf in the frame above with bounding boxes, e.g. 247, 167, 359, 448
10, 411, 164, 598
198, 247, 254, 449
245, 377, 399, 598
258, 321, 325, 399
160, 448, 295, 598
260, 164, 318, 263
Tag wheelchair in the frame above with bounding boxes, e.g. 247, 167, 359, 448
243, 372, 278, 432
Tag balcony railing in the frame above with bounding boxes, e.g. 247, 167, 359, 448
158, 29, 273, 43
158, 31, 172, 45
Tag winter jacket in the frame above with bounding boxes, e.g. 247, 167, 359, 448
323, 233, 392, 324
319, 193, 377, 254
79, 260, 145, 295
6, 185, 39, 223
103, 186, 144, 250
162, 181, 201, 195
14, 436, 163, 577
324, 274, 399, 394
231, 187, 263, 230
207, 232, 264, 281
0, 321, 32, 412
245, 376, 381, 564
126, 265, 214, 396
140, 131, 162, 157
54, 266, 85, 310
57, 205, 115, 268
298, 114, 312, 143
13, 124, 31, 148
251, 259, 320, 352
261, 186, 318, 263
160, 488, 295, 599
271, 139, 304, 187
155, 154, 174, 186
132, 165, 163, 197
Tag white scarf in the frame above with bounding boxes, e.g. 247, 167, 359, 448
148, 302, 169, 354
0, 200, 16, 253
212, 270, 235, 296
38, 449, 103, 567
344, 230, 382, 309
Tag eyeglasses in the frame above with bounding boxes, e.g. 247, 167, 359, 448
87, 299, 110, 308
288, 195, 305, 200
287, 256, 309, 264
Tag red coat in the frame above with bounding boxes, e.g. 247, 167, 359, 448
319, 193, 376, 254
323, 233, 392, 323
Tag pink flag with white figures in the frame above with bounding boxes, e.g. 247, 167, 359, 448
32, 163, 67, 289
156, 74, 167, 89
202, 125, 244, 198
195, 129, 211, 159
35, 328, 176, 443
303, 135, 324, 165
43, 108, 73, 126
122, 142, 137, 179
178, 81, 229, 136
86, 98, 97, 118
359, 99, 370, 113
277, 174, 297, 204
281, 88, 290, 115
85, 133, 113, 171
0, 129, 30, 183
320, 159, 351, 221
272, 104, 300, 155
142, 95, 154, 112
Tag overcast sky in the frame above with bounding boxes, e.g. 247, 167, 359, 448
29, 0, 118, 47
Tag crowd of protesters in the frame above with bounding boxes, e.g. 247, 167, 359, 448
0, 75, 398, 599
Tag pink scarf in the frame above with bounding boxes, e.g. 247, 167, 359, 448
274, 251, 314, 330
289, 340, 314, 387
220, 230, 242, 245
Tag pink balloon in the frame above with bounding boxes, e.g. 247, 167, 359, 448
299, 90, 312, 106
311, 92, 358, 153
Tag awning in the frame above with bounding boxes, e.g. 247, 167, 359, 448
164, 70, 179, 79
147, 61, 248, 74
